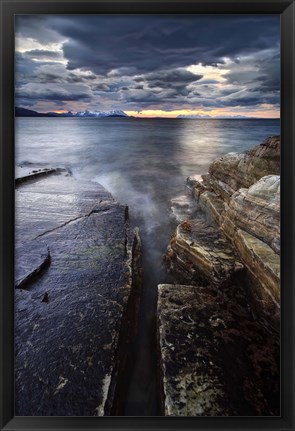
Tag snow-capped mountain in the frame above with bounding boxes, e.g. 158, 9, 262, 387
177, 114, 257, 119
75, 110, 128, 117
15, 107, 129, 118
177, 114, 211, 119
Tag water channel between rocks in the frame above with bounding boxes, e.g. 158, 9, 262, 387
15, 117, 280, 415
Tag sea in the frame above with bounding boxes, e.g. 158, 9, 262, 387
15, 117, 280, 415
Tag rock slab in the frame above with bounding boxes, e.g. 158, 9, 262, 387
15, 170, 141, 416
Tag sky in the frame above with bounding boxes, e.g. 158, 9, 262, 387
15, 15, 280, 118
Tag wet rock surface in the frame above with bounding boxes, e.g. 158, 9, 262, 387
15, 241, 50, 288
157, 283, 279, 416
15, 167, 63, 186
160, 136, 280, 416
15, 170, 141, 416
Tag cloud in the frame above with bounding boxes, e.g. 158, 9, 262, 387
120, 90, 162, 104
92, 83, 110, 92
16, 82, 93, 101
16, 15, 279, 74
15, 51, 42, 72
15, 16, 63, 45
24, 49, 64, 60
107, 67, 138, 77
138, 68, 202, 88
14, 15, 280, 114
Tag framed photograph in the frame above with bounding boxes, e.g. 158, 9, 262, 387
1, 1, 294, 430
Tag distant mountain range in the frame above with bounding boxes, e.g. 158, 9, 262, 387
15, 107, 278, 120
177, 114, 259, 119
15, 107, 129, 118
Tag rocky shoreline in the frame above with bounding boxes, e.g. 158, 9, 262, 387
15, 135, 280, 416
158, 136, 280, 416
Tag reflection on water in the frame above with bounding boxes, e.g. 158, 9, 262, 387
16, 117, 280, 415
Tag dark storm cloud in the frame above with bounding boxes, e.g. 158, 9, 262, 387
223, 49, 280, 95
92, 83, 110, 92
25, 49, 63, 59
16, 53, 68, 86
121, 90, 163, 104
195, 89, 280, 108
16, 15, 62, 44
33, 72, 62, 83
140, 69, 203, 88
16, 83, 93, 101
118, 84, 196, 106
16, 57, 98, 86
15, 14, 280, 112
16, 15, 279, 74
256, 59, 280, 92
15, 52, 40, 78
15, 98, 37, 107
116, 68, 203, 104
65, 72, 97, 83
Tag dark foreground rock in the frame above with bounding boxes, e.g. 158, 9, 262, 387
160, 136, 280, 416
157, 283, 279, 416
15, 169, 141, 416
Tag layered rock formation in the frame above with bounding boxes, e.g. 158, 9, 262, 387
166, 215, 242, 286
206, 135, 280, 197
15, 169, 141, 416
159, 136, 280, 416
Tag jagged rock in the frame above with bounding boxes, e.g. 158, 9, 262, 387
195, 175, 281, 313
186, 174, 204, 189
185, 152, 280, 314
161, 136, 280, 417
157, 284, 279, 416
15, 170, 141, 416
202, 173, 235, 202
186, 175, 207, 200
186, 175, 226, 225
208, 136, 280, 194
165, 215, 242, 286
234, 229, 280, 314
170, 194, 197, 221
199, 191, 226, 225
221, 175, 280, 254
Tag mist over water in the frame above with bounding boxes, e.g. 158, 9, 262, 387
16, 117, 280, 256
16, 117, 280, 415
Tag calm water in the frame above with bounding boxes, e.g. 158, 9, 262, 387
15, 117, 280, 415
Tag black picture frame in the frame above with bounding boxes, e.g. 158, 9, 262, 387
1, 0, 294, 430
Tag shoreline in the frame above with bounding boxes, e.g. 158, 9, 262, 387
15, 135, 280, 416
